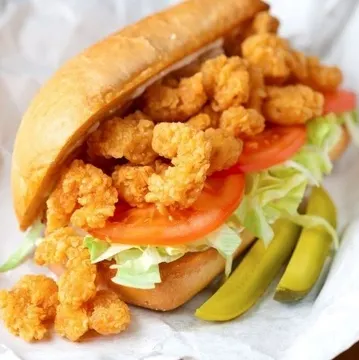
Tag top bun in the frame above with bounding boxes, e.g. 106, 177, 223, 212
11, 0, 266, 230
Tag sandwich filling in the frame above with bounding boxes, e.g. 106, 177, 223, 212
1, 9, 358, 342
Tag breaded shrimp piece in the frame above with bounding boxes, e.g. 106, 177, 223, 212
263, 85, 324, 125
55, 304, 89, 342
242, 34, 292, 83
15, 275, 58, 321
145, 123, 212, 208
205, 128, 243, 175
0, 288, 47, 341
142, 73, 207, 122
247, 65, 267, 111
250, 11, 280, 35
220, 106, 265, 138
201, 55, 250, 111
88, 290, 130, 335
87, 111, 157, 165
35, 227, 82, 266
112, 164, 154, 207
46, 160, 118, 232
303, 56, 343, 92
187, 113, 212, 131
58, 259, 97, 309
223, 12, 279, 57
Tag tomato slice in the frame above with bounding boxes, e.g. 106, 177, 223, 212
324, 90, 357, 114
234, 125, 306, 173
90, 174, 245, 246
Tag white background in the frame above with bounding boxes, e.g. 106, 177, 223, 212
1, 1, 359, 359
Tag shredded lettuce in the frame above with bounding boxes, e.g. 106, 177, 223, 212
236, 112, 346, 245
285, 214, 339, 250
343, 110, 359, 146
0, 220, 44, 272
84, 224, 242, 289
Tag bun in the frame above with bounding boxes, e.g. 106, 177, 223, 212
11, 0, 266, 231
96, 128, 351, 311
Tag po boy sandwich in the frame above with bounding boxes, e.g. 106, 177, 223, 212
0, 0, 357, 343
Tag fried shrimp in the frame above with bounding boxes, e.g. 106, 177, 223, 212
46, 160, 118, 232
55, 304, 89, 342
0, 275, 58, 341
247, 65, 267, 111
201, 55, 250, 111
112, 164, 154, 207
58, 259, 97, 309
15, 275, 58, 321
35, 227, 82, 266
263, 85, 324, 125
242, 34, 292, 83
302, 57, 343, 92
204, 128, 243, 175
87, 111, 157, 165
142, 73, 207, 122
250, 11, 280, 35
88, 290, 130, 335
219, 106, 265, 137
145, 123, 212, 208
186, 113, 212, 131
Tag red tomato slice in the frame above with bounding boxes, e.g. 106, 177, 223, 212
324, 90, 357, 114
90, 174, 245, 246
234, 126, 306, 173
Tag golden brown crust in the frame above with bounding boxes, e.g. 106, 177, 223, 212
11, 0, 267, 231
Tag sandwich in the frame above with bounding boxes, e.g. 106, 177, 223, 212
0, 0, 357, 343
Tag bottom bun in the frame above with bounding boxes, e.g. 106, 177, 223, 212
98, 229, 256, 311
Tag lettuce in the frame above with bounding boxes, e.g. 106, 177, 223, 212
84, 224, 242, 289
0, 220, 44, 272
343, 110, 359, 146
236, 113, 346, 245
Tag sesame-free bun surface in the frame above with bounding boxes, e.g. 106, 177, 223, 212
11, 0, 266, 231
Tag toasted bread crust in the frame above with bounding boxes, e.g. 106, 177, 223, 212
11, 0, 266, 231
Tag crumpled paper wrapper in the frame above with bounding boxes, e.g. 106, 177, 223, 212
1, 1, 359, 359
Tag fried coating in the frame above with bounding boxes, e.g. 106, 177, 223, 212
0, 288, 47, 341
201, 55, 250, 111
15, 275, 58, 321
88, 290, 130, 335
202, 104, 221, 128
142, 73, 207, 122
247, 65, 267, 111
58, 259, 97, 309
87, 111, 157, 165
187, 113, 212, 131
242, 34, 292, 83
303, 56, 343, 92
46, 159, 118, 232
0, 275, 58, 342
112, 164, 154, 207
35, 227, 82, 266
205, 128, 243, 175
219, 106, 265, 137
145, 123, 212, 208
55, 304, 89, 342
250, 11, 280, 35
263, 85, 324, 125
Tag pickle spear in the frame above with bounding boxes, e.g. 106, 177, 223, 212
195, 219, 301, 321
274, 186, 337, 302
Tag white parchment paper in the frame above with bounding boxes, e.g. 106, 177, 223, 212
1, 1, 359, 359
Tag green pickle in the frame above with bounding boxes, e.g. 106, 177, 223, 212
274, 186, 337, 302
195, 219, 301, 321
